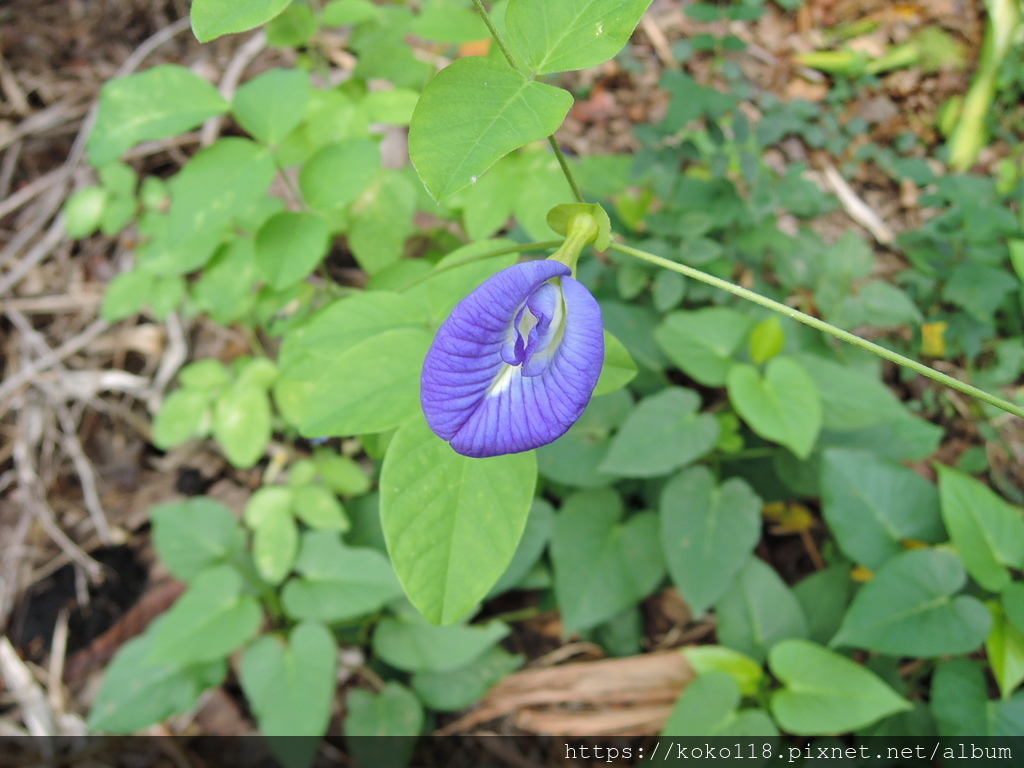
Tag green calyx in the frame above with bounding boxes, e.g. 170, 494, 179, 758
546, 203, 612, 273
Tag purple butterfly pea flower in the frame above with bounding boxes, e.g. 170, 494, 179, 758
421, 259, 604, 457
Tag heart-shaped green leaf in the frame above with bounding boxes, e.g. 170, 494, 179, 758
551, 489, 665, 633
831, 548, 991, 657
822, 448, 944, 570
282, 531, 403, 622
727, 357, 822, 459
660, 466, 761, 615
600, 388, 719, 477
769, 639, 911, 735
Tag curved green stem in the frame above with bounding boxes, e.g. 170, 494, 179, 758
397, 240, 562, 292
609, 241, 1024, 421
469, 0, 586, 203
470, 0, 523, 73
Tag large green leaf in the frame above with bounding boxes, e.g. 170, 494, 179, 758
727, 357, 822, 459
654, 307, 753, 386
550, 489, 665, 633
599, 388, 719, 477
275, 327, 432, 436
87, 66, 228, 164
408, 57, 573, 200
821, 448, 945, 570
715, 557, 808, 663
831, 548, 991, 657
87, 623, 226, 733
505, 0, 655, 75
938, 465, 1024, 592
660, 467, 761, 615
281, 531, 403, 621
769, 639, 911, 735
402, 239, 518, 325
148, 565, 263, 665
380, 413, 537, 624
240, 623, 336, 736
192, 0, 293, 42
277, 291, 428, 370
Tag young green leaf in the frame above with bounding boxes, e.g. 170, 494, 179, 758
715, 557, 808, 663
254, 211, 331, 289
599, 388, 719, 477
408, 57, 573, 200
380, 413, 537, 624
151, 498, 247, 582
938, 465, 1024, 592
986, 602, 1024, 700
246, 489, 299, 586
831, 548, 991, 657
298, 140, 381, 212
660, 466, 761, 615
505, 0, 655, 75
282, 531, 403, 622
292, 485, 349, 531
348, 170, 417, 274
681, 646, 764, 698
727, 357, 822, 459
372, 611, 509, 672
232, 69, 312, 145
769, 639, 911, 735
593, 330, 638, 396
212, 384, 272, 468
191, 0, 294, 42
551, 489, 665, 634
143, 138, 276, 275
87, 65, 228, 164
152, 388, 212, 448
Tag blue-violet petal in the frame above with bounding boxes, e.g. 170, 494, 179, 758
421, 260, 604, 457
